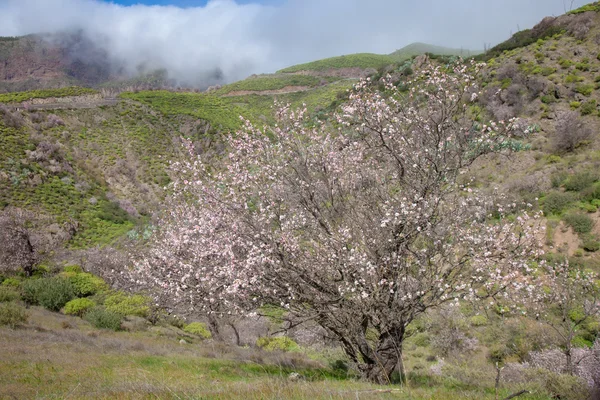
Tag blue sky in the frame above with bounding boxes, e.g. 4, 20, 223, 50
103, 0, 273, 6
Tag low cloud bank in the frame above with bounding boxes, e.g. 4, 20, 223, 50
0, 0, 588, 87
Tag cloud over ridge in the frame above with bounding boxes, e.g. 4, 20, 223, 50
0, 0, 589, 87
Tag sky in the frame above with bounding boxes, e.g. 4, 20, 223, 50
0, 0, 591, 87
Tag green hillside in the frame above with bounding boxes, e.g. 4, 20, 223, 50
390, 42, 482, 61
277, 53, 397, 73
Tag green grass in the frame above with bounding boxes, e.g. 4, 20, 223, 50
0, 306, 555, 400
278, 53, 396, 73
0, 87, 98, 103
217, 75, 339, 95
120, 91, 245, 131
568, 1, 600, 14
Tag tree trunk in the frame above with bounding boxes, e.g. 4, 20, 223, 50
207, 314, 223, 341
565, 347, 573, 375
360, 328, 406, 385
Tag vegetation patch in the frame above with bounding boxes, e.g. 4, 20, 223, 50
0, 87, 98, 103
278, 53, 396, 73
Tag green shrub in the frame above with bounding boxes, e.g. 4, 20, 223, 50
67, 273, 108, 297
582, 183, 600, 201
541, 94, 556, 104
63, 265, 83, 274
575, 84, 594, 96
542, 191, 577, 215
564, 171, 598, 192
183, 322, 212, 339
63, 298, 96, 317
564, 212, 594, 234
1, 278, 21, 288
583, 236, 600, 252
20, 279, 46, 305
565, 74, 584, 84
104, 292, 151, 317
579, 202, 598, 213
0, 302, 28, 328
412, 332, 431, 347
570, 101, 581, 109
469, 315, 489, 326
581, 100, 597, 116
256, 336, 299, 352
0, 287, 20, 303
558, 58, 574, 68
84, 307, 122, 330
21, 277, 75, 311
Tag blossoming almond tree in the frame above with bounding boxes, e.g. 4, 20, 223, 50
134, 61, 544, 384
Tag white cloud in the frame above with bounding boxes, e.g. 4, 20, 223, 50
0, 0, 590, 86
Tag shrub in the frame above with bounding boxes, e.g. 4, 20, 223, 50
104, 292, 150, 317
256, 336, 299, 352
84, 307, 122, 330
67, 273, 108, 297
412, 332, 431, 347
582, 183, 600, 201
579, 202, 598, 213
0, 302, 28, 328
63, 298, 96, 317
21, 277, 75, 311
542, 191, 577, 215
469, 315, 489, 326
1, 278, 21, 288
564, 212, 594, 234
0, 286, 20, 303
183, 322, 212, 339
541, 94, 556, 104
580, 99, 597, 116
564, 171, 597, 192
583, 236, 600, 252
63, 265, 83, 274
553, 111, 593, 152
20, 278, 46, 305
570, 101, 581, 109
575, 84, 594, 96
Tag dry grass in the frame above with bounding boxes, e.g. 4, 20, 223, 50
0, 307, 552, 399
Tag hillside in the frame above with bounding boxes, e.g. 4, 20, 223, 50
0, 32, 171, 93
3, 3, 600, 399
389, 42, 482, 61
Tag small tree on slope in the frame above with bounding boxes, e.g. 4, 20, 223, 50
133, 61, 544, 384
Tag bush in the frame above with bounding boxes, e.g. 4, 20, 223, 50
1, 278, 21, 288
63, 265, 83, 274
183, 322, 212, 339
256, 336, 299, 352
104, 292, 151, 317
564, 171, 597, 192
553, 111, 593, 152
469, 315, 489, 326
0, 286, 20, 303
564, 212, 594, 234
542, 191, 577, 215
582, 183, 600, 201
67, 273, 108, 297
575, 84, 594, 96
583, 236, 600, 252
63, 298, 96, 317
84, 307, 122, 330
20, 278, 46, 305
21, 277, 75, 311
580, 100, 597, 116
0, 302, 28, 328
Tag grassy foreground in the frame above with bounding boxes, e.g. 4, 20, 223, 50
0, 307, 551, 400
